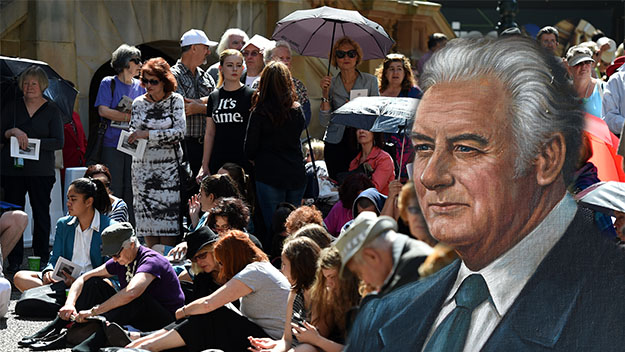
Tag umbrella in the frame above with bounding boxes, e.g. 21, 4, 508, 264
331, 96, 419, 134
332, 96, 419, 180
574, 181, 625, 216
271, 6, 394, 74
1, 55, 77, 123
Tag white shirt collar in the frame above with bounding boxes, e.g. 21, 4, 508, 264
445, 193, 577, 317
68, 209, 101, 232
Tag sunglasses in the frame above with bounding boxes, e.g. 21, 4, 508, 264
242, 50, 260, 58
191, 251, 210, 262
141, 77, 160, 86
129, 58, 142, 65
336, 50, 358, 59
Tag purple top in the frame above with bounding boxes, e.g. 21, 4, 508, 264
94, 76, 145, 147
105, 246, 184, 313
323, 201, 353, 237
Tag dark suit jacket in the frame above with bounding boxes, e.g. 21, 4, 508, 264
345, 209, 625, 351
378, 235, 430, 296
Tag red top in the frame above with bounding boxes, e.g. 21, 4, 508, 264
349, 146, 395, 195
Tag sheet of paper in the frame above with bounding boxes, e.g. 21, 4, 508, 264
116, 130, 147, 159
10, 136, 40, 160
350, 89, 368, 101
52, 256, 82, 281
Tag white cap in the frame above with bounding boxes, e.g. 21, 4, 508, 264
597, 37, 617, 63
180, 29, 218, 47
242, 34, 273, 52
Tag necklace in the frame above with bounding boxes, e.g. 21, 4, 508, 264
125, 260, 137, 283
149, 93, 165, 103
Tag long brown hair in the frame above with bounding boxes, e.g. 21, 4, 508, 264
214, 230, 268, 284
375, 53, 417, 93
309, 247, 361, 337
282, 237, 321, 291
251, 61, 296, 126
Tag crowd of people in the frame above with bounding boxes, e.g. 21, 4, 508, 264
0, 20, 624, 352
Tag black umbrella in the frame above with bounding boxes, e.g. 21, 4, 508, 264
271, 6, 394, 75
332, 96, 419, 180
1, 56, 78, 123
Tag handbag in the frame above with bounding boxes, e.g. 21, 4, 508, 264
85, 77, 116, 165
15, 281, 67, 318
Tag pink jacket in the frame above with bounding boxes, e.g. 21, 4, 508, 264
349, 146, 395, 195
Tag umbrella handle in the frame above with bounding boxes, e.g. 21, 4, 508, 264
398, 127, 406, 181
327, 22, 336, 76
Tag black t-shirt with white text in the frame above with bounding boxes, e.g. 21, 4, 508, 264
206, 85, 255, 173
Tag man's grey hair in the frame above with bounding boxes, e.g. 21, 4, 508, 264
352, 230, 396, 264
121, 235, 140, 249
264, 40, 291, 65
420, 37, 583, 185
537, 26, 559, 42
217, 28, 249, 55
111, 44, 141, 74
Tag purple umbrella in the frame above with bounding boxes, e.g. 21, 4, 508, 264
271, 6, 394, 74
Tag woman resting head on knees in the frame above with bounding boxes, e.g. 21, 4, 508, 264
287, 247, 362, 351
319, 36, 379, 180
324, 173, 375, 237
249, 237, 321, 351
348, 129, 395, 196
13, 178, 114, 292
84, 163, 128, 222
206, 197, 264, 250
397, 182, 457, 277
177, 226, 222, 301
170, 174, 242, 260
128, 230, 290, 352
284, 205, 324, 236
244, 61, 307, 240
375, 53, 422, 182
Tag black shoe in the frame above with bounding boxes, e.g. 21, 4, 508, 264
29, 330, 67, 351
104, 322, 131, 347
19, 325, 62, 346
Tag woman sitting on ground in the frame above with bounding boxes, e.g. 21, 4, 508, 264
128, 231, 290, 351
323, 174, 375, 237
347, 129, 395, 195
177, 227, 222, 302
249, 237, 321, 351
84, 163, 128, 222
206, 196, 263, 250
13, 178, 114, 291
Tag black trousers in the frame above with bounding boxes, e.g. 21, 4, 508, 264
1, 175, 55, 268
324, 127, 358, 181
173, 305, 269, 352
183, 137, 203, 178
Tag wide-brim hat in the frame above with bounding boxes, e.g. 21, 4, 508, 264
242, 34, 273, 52
185, 226, 219, 259
101, 222, 134, 257
334, 212, 397, 274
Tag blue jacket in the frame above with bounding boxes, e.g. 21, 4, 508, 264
43, 213, 115, 273
345, 209, 625, 351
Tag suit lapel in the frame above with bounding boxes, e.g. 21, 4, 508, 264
482, 210, 600, 350
378, 260, 461, 350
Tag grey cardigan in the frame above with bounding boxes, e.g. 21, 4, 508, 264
319, 71, 379, 144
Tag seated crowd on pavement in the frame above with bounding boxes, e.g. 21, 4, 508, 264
1, 20, 625, 352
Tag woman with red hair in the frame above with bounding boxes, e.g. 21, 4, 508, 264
128, 230, 290, 351
128, 57, 186, 247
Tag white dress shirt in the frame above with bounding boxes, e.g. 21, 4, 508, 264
423, 193, 578, 352
69, 210, 100, 274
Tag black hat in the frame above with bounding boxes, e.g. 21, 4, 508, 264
102, 222, 134, 256
185, 226, 219, 259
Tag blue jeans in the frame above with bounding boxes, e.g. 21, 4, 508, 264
255, 181, 305, 246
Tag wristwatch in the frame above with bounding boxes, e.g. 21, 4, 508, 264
321, 97, 329, 103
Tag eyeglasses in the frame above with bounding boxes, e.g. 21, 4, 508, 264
242, 50, 260, 58
336, 50, 358, 59
141, 77, 160, 86
213, 223, 231, 233
129, 58, 142, 65
191, 251, 210, 262
407, 205, 421, 214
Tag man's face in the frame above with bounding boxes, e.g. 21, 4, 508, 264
242, 44, 263, 72
411, 79, 538, 268
539, 34, 558, 53
193, 44, 210, 66
346, 248, 391, 290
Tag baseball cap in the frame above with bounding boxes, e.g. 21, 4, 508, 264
566, 46, 594, 67
334, 212, 397, 273
101, 222, 135, 256
180, 29, 218, 47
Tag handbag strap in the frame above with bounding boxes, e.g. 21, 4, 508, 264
303, 109, 319, 186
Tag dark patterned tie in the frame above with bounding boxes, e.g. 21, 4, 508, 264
423, 274, 490, 352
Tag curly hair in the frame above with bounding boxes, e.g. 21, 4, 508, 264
140, 57, 177, 93
284, 205, 324, 235
338, 173, 375, 210
207, 197, 250, 232
214, 230, 267, 284
375, 53, 417, 93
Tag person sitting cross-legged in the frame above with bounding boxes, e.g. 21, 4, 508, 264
19, 222, 184, 351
